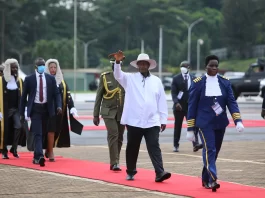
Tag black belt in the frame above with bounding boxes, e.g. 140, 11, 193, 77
34, 103, 47, 107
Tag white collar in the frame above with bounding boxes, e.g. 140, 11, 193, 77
6, 75, 18, 90
205, 73, 218, 79
205, 73, 222, 96
10, 75, 16, 82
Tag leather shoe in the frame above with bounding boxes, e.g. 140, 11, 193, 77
112, 164, 121, 171
126, 174, 134, 180
155, 171, 171, 182
2, 153, 9, 159
33, 157, 45, 167
193, 144, 203, 152
173, 146, 179, 152
10, 147, 19, 158
202, 181, 211, 189
210, 181, 220, 192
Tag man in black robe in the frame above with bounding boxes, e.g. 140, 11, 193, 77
0, 59, 26, 159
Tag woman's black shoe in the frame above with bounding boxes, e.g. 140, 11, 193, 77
202, 181, 211, 189
211, 181, 220, 192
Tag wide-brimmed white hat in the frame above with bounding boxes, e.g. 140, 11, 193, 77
130, 53, 157, 70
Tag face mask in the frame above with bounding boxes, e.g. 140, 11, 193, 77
180, 67, 188, 74
37, 65, 45, 74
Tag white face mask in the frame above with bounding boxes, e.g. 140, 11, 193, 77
180, 67, 188, 74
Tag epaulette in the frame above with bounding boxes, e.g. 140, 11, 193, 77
220, 75, 229, 80
101, 71, 110, 76
193, 77, 202, 83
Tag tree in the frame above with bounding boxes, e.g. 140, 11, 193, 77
222, 0, 259, 58
32, 39, 74, 69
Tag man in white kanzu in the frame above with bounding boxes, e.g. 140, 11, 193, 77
109, 50, 171, 182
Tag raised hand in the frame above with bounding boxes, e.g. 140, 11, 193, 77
108, 50, 125, 63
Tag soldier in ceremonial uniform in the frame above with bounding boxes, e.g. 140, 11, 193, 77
186, 55, 244, 192
93, 60, 125, 171
0, 59, 26, 159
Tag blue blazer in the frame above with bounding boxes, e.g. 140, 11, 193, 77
187, 75, 242, 131
20, 73, 62, 117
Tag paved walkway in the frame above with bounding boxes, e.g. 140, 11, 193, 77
0, 141, 264, 197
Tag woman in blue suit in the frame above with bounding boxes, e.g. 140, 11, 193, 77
186, 55, 244, 191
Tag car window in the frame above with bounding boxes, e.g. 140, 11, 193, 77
250, 66, 264, 73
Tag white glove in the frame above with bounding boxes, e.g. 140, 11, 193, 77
0, 112, 2, 121
70, 107, 79, 117
186, 131, 195, 142
236, 122, 244, 133
24, 110, 30, 121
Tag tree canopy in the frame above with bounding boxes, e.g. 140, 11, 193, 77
0, 0, 264, 71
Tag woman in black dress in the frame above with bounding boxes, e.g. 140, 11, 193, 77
45, 59, 78, 161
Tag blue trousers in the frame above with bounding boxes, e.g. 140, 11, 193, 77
198, 127, 225, 183
30, 103, 49, 160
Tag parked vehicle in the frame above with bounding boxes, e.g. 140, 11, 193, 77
223, 71, 245, 79
162, 76, 173, 90
230, 58, 265, 100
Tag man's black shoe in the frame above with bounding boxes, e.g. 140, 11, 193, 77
126, 174, 134, 180
10, 147, 19, 158
33, 157, 45, 167
173, 146, 179, 152
112, 164, 122, 171
155, 171, 171, 182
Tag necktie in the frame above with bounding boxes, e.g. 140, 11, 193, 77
39, 75, 43, 102
184, 74, 188, 91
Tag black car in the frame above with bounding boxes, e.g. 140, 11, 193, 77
230, 58, 265, 100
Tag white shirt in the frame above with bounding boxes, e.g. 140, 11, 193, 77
205, 73, 222, 96
182, 73, 191, 89
113, 63, 168, 128
6, 76, 18, 90
34, 70, 47, 103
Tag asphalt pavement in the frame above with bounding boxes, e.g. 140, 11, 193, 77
69, 94, 265, 146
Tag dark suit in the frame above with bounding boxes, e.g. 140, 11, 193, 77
20, 73, 61, 161
171, 73, 199, 148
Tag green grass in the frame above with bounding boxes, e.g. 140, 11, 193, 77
219, 58, 258, 72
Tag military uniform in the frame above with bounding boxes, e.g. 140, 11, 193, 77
93, 71, 125, 168
187, 75, 242, 186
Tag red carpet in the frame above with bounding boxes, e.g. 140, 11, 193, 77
0, 153, 264, 198
82, 119, 265, 131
